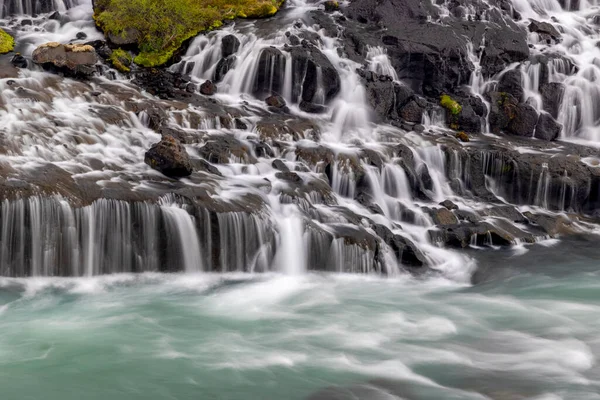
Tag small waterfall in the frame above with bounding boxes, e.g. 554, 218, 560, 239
160, 203, 204, 273
275, 208, 307, 274
366, 46, 399, 81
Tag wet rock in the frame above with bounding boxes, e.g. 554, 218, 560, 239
299, 100, 327, 113
107, 28, 140, 47
482, 206, 528, 223
276, 171, 303, 183
535, 112, 561, 141
85, 39, 112, 59
190, 158, 222, 176
75, 32, 87, 40
144, 136, 192, 178
324, 0, 340, 12
497, 69, 524, 101
439, 199, 459, 210
363, 76, 396, 120
265, 94, 286, 108
254, 47, 286, 97
256, 118, 320, 142
523, 212, 575, 236
428, 207, 459, 226
200, 80, 216, 95
272, 159, 290, 172
289, 44, 341, 103
372, 224, 427, 268
10, 54, 27, 68
507, 103, 538, 137
540, 82, 565, 119
429, 221, 526, 248
529, 20, 561, 42
48, 11, 61, 20
455, 131, 470, 142
234, 118, 248, 130
487, 91, 518, 133
399, 100, 423, 123
214, 55, 236, 82
221, 34, 240, 58
198, 134, 256, 164
32, 42, 97, 77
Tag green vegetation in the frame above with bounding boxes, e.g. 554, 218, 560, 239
440, 94, 462, 115
455, 131, 469, 142
94, 0, 284, 67
109, 48, 133, 72
0, 29, 14, 54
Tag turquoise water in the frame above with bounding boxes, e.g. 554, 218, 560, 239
1, 240, 600, 400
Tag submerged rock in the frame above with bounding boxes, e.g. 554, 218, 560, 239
32, 42, 97, 77
144, 136, 193, 178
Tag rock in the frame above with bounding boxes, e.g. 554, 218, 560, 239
523, 212, 575, 236
372, 224, 427, 268
535, 112, 562, 141
497, 69, 524, 101
10, 54, 27, 68
272, 159, 290, 172
428, 207, 459, 226
75, 32, 87, 40
221, 34, 240, 58
21, 19, 32, 26
85, 39, 112, 59
191, 158, 222, 176
507, 103, 538, 137
144, 136, 193, 178
439, 199, 459, 210
529, 20, 561, 42
364, 76, 396, 120
429, 222, 524, 248
185, 83, 195, 93
324, 0, 340, 12
198, 134, 256, 164
107, 28, 141, 47
234, 118, 248, 130
253, 47, 286, 97
289, 44, 340, 103
487, 91, 519, 133
455, 131, 470, 142
276, 171, 303, 183
540, 82, 565, 119
299, 100, 327, 113
399, 100, 423, 123
214, 56, 236, 82
32, 42, 97, 77
482, 206, 527, 223
48, 11, 61, 20
265, 94, 286, 108
200, 80, 216, 95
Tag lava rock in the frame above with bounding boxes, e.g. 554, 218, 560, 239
540, 82, 565, 119
200, 80, 217, 95
497, 69, 524, 101
253, 47, 286, 97
221, 34, 240, 58
535, 112, 562, 141
10, 54, 27, 68
487, 91, 519, 133
32, 42, 97, 77
265, 94, 286, 108
144, 136, 193, 178
299, 100, 327, 113
399, 100, 423, 123
289, 44, 340, 103
507, 103, 538, 137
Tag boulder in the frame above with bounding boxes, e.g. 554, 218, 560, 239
399, 100, 423, 123
214, 56, 236, 82
144, 136, 193, 178
487, 91, 518, 133
289, 44, 340, 103
200, 80, 217, 95
540, 82, 565, 118
32, 42, 97, 77
299, 100, 327, 113
507, 103, 538, 137
221, 34, 240, 58
497, 69, 524, 101
107, 28, 141, 47
10, 54, 27, 68
372, 224, 427, 268
253, 47, 286, 98
265, 94, 286, 108
534, 112, 562, 141
529, 20, 561, 42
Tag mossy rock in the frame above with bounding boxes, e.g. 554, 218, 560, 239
455, 131, 469, 142
109, 48, 132, 72
93, 0, 285, 68
0, 29, 15, 54
440, 94, 462, 115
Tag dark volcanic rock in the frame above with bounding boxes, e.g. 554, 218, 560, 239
265, 94, 286, 108
372, 224, 427, 268
497, 69, 524, 101
488, 91, 519, 133
214, 56, 236, 82
253, 47, 286, 98
200, 80, 217, 95
144, 136, 192, 178
529, 19, 561, 42
299, 100, 327, 113
399, 100, 423, 123
535, 112, 562, 141
289, 44, 340, 103
32, 42, 97, 77
221, 34, 240, 58
508, 103, 538, 137
540, 82, 565, 119
10, 54, 27, 68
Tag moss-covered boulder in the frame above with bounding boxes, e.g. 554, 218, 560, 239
109, 48, 132, 72
93, 0, 285, 68
0, 29, 15, 54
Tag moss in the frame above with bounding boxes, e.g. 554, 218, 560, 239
110, 48, 133, 72
440, 94, 462, 115
0, 29, 15, 54
455, 131, 469, 142
94, 0, 284, 68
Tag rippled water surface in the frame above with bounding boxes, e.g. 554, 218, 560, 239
1, 239, 599, 400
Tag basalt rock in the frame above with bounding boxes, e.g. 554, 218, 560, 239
32, 42, 97, 77
144, 136, 193, 178
289, 44, 340, 103
200, 80, 217, 96
507, 103, 538, 137
540, 82, 565, 119
497, 69, 524, 102
253, 47, 286, 98
535, 112, 562, 141
221, 34, 240, 58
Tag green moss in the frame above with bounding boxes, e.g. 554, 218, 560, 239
0, 29, 15, 54
110, 48, 133, 72
440, 94, 462, 115
94, 0, 284, 67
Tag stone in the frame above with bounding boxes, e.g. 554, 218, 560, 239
221, 34, 240, 58
399, 100, 423, 123
535, 112, 562, 141
144, 136, 193, 178
265, 94, 286, 108
299, 100, 327, 113
507, 103, 538, 137
200, 80, 217, 95
439, 199, 459, 210
497, 69, 524, 101
32, 42, 97, 77
10, 54, 27, 68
